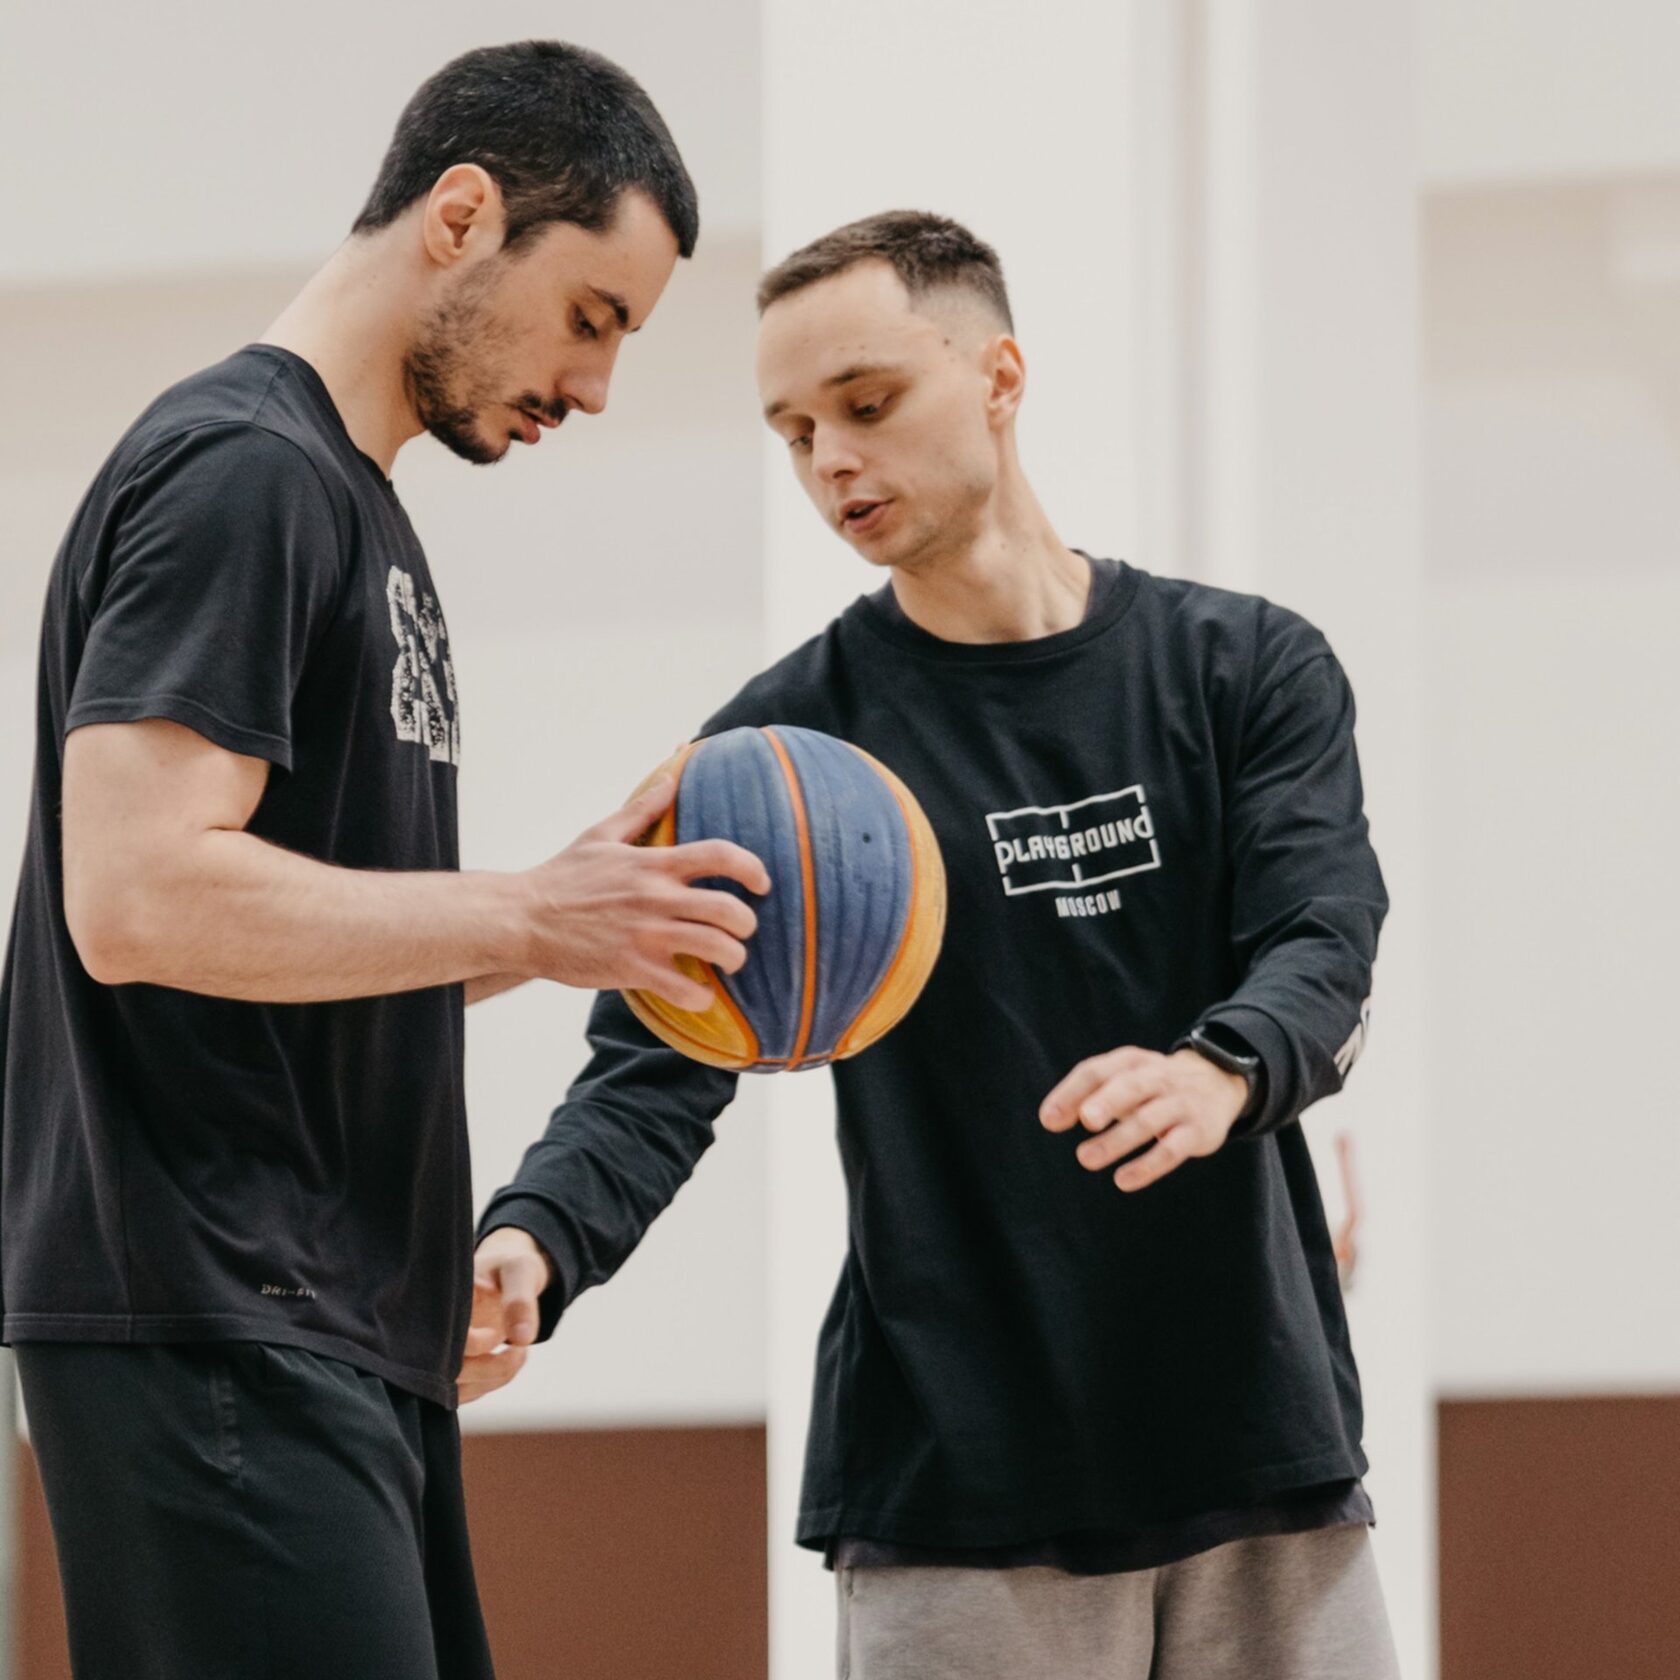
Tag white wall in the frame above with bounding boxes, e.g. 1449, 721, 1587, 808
0, 0, 759, 286
430, 232, 774, 1428
1423, 183, 1680, 1397
1421, 0, 1680, 185
1161, 5, 1432, 1671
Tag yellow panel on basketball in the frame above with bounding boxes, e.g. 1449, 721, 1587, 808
628, 741, 695, 850
624, 958, 759, 1070
621, 739, 757, 1067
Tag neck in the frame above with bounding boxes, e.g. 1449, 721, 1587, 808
259, 235, 424, 476
887, 463, 1087, 643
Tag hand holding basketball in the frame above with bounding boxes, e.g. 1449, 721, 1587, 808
517, 776, 772, 1010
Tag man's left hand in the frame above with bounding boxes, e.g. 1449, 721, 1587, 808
1039, 1047, 1249, 1192
457, 1227, 552, 1405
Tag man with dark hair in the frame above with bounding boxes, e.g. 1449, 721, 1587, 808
352, 39, 699, 255
468, 209, 1402, 1677
0, 39, 767, 1680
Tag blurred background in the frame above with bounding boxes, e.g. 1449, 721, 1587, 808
0, 2, 1675, 1676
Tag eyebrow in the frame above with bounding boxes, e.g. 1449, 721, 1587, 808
763, 361, 906, 420
588, 286, 637, 332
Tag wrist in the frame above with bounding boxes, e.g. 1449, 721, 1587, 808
1168, 1047, 1247, 1127
1172, 1024, 1263, 1125
474, 871, 541, 980
479, 1222, 555, 1294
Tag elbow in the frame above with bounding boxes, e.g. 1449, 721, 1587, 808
64, 878, 155, 987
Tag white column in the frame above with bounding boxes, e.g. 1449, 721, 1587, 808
761, 5, 1138, 1673
1170, 3, 1432, 1672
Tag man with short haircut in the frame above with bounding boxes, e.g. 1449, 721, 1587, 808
0, 40, 768, 1680
468, 211, 1400, 1677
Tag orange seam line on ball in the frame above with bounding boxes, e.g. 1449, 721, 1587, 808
707, 962, 760, 1063
763, 727, 819, 1071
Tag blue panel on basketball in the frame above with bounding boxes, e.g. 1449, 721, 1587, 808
675, 728, 806, 1063
776, 728, 913, 1063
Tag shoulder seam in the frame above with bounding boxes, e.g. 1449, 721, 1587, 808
113, 414, 350, 574
1270, 649, 1336, 693
1246, 650, 1336, 722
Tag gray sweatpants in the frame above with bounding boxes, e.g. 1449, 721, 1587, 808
836, 1525, 1402, 1679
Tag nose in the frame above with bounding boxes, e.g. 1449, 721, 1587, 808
560, 341, 621, 417
561, 373, 609, 416
810, 428, 862, 485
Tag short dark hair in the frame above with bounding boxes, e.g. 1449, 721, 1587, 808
352, 40, 699, 258
757, 210, 1012, 330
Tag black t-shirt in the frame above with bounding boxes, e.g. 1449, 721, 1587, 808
0, 345, 470, 1407
484, 556, 1388, 1549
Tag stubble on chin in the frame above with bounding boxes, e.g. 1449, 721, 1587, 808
404, 270, 512, 466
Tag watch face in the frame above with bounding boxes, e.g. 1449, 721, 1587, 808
1193, 1029, 1258, 1074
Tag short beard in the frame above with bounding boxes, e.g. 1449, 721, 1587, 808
404, 267, 510, 466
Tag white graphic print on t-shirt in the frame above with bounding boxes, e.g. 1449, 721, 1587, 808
386, 565, 460, 766
985, 786, 1162, 916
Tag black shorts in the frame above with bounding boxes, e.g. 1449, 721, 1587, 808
16, 1341, 496, 1680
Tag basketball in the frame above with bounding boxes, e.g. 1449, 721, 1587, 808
625, 726, 947, 1072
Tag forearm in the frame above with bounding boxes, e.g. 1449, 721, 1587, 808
64, 715, 770, 1009
1208, 647, 1387, 1134
466, 973, 530, 1007
478, 990, 739, 1336
478, 1103, 718, 1336
78, 826, 531, 1002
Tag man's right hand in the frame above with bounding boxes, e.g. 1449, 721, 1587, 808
458, 1227, 554, 1406
520, 775, 771, 1011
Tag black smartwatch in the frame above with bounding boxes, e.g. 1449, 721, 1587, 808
1172, 1024, 1264, 1123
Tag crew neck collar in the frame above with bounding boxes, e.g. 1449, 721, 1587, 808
243, 343, 399, 495
853, 553, 1140, 665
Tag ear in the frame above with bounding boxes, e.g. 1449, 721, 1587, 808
420, 164, 506, 268
984, 335, 1027, 429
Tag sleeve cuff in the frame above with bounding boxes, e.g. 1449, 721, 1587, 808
65, 693, 294, 772
476, 1193, 581, 1343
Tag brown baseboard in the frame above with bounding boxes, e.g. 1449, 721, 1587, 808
15, 1441, 67, 1680
15, 1422, 767, 1680
1439, 1394, 1680, 1680
465, 1424, 767, 1680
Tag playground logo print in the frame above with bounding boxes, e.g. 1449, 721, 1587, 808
985, 785, 1162, 917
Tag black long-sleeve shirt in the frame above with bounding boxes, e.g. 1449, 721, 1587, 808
482, 557, 1388, 1553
